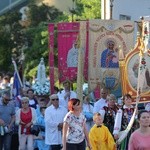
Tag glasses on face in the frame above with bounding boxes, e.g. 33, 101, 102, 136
52, 98, 59, 101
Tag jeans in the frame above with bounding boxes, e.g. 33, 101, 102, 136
0, 133, 12, 150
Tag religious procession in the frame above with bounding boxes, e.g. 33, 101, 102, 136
0, 1, 150, 150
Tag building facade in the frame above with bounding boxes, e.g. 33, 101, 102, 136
101, 0, 150, 21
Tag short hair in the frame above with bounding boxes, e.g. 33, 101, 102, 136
93, 112, 101, 122
123, 94, 132, 100
54, 86, 59, 92
50, 94, 58, 100
107, 94, 116, 101
39, 98, 45, 101
21, 97, 29, 102
27, 89, 34, 94
68, 98, 80, 111
40, 107, 47, 112
138, 110, 149, 120
3, 75, 9, 81
2, 91, 10, 98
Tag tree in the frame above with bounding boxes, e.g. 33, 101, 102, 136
70, 0, 101, 21
0, 0, 102, 79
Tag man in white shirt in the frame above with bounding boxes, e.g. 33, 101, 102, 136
45, 94, 67, 150
93, 88, 108, 116
57, 80, 77, 109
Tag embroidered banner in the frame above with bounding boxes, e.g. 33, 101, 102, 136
143, 20, 150, 52
88, 20, 134, 97
57, 22, 88, 83
48, 24, 55, 94
137, 20, 150, 93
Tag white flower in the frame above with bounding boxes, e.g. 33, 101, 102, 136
32, 79, 50, 95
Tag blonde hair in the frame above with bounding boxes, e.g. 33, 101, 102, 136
21, 97, 29, 102
107, 94, 116, 101
93, 113, 101, 122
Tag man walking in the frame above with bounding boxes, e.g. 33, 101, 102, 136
0, 91, 15, 150
45, 94, 67, 150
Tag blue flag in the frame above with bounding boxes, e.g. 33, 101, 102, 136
13, 72, 21, 98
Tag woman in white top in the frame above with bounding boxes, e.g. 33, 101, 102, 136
16, 97, 37, 150
62, 98, 91, 150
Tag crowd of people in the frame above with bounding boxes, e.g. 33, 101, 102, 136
0, 73, 150, 150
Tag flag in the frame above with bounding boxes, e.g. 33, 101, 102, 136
13, 71, 21, 98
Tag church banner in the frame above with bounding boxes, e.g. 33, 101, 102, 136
88, 20, 134, 97
57, 22, 88, 83
48, 24, 55, 94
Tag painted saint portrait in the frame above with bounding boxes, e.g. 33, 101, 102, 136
67, 42, 78, 67
127, 53, 150, 93
99, 38, 121, 97
100, 39, 119, 68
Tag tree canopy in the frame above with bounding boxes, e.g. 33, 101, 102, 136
0, 0, 101, 80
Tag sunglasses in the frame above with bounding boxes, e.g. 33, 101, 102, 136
52, 98, 59, 101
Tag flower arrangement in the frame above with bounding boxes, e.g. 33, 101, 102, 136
32, 79, 50, 96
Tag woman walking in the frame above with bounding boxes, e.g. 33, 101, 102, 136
16, 97, 37, 150
62, 98, 91, 150
128, 110, 150, 150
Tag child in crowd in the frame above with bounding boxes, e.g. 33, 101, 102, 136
89, 112, 116, 150
34, 107, 50, 150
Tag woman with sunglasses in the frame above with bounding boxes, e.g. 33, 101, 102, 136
62, 98, 92, 150
16, 97, 37, 150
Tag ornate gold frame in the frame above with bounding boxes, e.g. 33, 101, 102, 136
119, 36, 150, 103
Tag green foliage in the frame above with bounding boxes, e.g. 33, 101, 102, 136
0, 2, 68, 77
0, 0, 101, 78
72, 0, 101, 20
0, 10, 22, 73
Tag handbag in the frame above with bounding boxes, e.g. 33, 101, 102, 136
30, 125, 40, 136
30, 125, 45, 136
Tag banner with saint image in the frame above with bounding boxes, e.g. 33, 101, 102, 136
88, 20, 134, 97
57, 22, 88, 83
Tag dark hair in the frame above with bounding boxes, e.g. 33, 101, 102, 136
138, 110, 149, 120
40, 107, 47, 112
39, 98, 45, 101
2, 91, 10, 98
27, 89, 34, 94
54, 86, 59, 92
68, 98, 80, 111
123, 94, 132, 100
3, 75, 9, 81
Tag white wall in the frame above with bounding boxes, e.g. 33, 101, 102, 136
113, 0, 150, 21
101, 0, 150, 41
